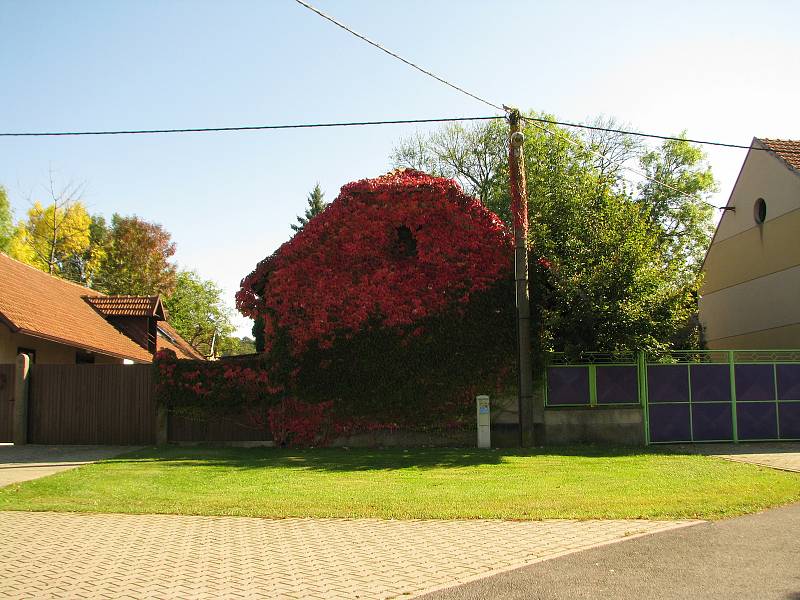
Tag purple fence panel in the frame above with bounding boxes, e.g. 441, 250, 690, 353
690, 364, 730, 403
596, 366, 639, 404
735, 364, 775, 401
691, 403, 733, 441
649, 404, 691, 443
778, 403, 800, 439
777, 364, 800, 401
737, 403, 778, 440
546, 366, 590, 405
647, 365, 689, 403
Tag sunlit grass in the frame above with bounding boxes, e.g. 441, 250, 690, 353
2, 445, 798, 520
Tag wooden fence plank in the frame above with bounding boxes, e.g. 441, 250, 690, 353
29, 364, 156, 445
169, 410, 271, 442
0, 364, 14, 442
24, 363, 271, 445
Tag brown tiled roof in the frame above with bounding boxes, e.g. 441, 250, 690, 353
157, 322, 206, 360
0, 253, 153, 362
85, 295, 165, 318
758, 138, 800, 173
0, 253, 202, 362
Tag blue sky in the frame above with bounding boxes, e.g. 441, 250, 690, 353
2, 0, 798, 335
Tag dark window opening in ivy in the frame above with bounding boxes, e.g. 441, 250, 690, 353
394, 225, 418, 258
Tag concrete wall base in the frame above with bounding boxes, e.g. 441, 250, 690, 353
171, 440, 276, 448
166, 408, 645, 448
544, 407, 644, 446
330, 430, 474, 448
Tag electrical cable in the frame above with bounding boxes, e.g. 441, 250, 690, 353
520, 115, 726, 209
292, 0, 504, 112
289, 0, 773, 208
290, 0, 798, 164
0, 116, 503, 137
523, 115, 800, 156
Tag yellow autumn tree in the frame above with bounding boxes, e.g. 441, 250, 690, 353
10, 195, 93, 279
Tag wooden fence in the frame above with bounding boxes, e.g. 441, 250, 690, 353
170, 410, 271, 442
0, 364, 13, 442
28, 364, 156, 445
1, 362, 272, 445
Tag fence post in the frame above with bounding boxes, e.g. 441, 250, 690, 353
13, 353, 31, 445
588, 365, 597, 407
155, 405, 168, 446
638, 351, 650, 445
729, 350, 738, 443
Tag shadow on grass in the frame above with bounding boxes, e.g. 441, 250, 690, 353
103, 444, 681, 473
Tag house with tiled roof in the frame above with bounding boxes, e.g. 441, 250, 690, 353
699, 138, 800, 349
0, 252, 204, 363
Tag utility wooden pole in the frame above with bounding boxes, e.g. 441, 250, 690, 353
507, 108, 535, 446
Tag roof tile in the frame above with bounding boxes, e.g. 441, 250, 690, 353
0, 253, 201, 362
85, 295, 163, 318
758, 138, 800, 172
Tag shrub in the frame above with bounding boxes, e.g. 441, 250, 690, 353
154, 348, 282, 420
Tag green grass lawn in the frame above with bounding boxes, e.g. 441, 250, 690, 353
1, 446, 799, 520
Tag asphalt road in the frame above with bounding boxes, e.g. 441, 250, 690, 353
419, 502, 800, 600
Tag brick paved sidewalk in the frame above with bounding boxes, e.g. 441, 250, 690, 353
0, 511, 700, 600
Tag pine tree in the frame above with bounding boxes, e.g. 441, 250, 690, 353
291, 184, 327, 233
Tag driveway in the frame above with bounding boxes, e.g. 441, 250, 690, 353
418, 501, 800, 600
0, 512, 697, 599
0, 444, 139, 487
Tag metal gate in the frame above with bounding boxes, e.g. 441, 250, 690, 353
645, 351, 800, 444
544, 350, 800, 444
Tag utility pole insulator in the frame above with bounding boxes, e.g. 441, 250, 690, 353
507, 108, 536, 447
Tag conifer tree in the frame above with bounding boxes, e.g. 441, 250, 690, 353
291, 184, 327, 232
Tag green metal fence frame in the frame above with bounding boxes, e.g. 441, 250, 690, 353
543, 351, 642, 409
544, 350, 800, 445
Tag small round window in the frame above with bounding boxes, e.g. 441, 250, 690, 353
754, 198, 767, 224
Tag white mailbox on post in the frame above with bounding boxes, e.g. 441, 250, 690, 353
476, 395, 490, 449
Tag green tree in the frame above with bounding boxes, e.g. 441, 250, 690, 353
97, 214, 177, 296
291, 184, 328, 232
391, 123, 507, 205
220, 336, 257, 357
0, 186, 13, 253
163, 270, 236, 359
60, 214, 109, 286
391, 112, 713, 352
637, 135, 717, 278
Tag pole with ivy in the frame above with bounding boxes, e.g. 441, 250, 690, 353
507, 108, 536, 446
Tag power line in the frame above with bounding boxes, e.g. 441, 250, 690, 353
5, 111, 796, 161
520, 115, 726, 210
0, 0, 791, 212
292, 0, 504, 112
0, 112, 738, 210
289, 0, 734, 208
523, 115, 800, 156
0, 115, 503, 137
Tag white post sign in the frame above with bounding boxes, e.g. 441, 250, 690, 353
476, 394, 490, 449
